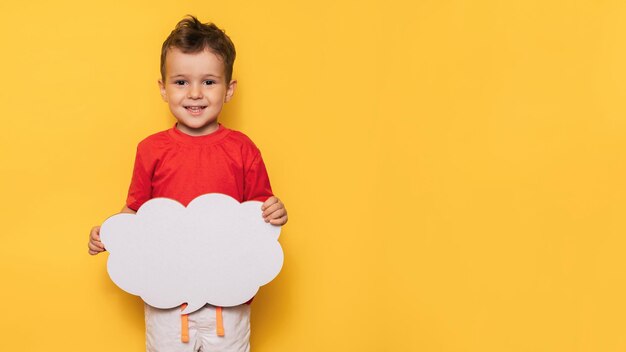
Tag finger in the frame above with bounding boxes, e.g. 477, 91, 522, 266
91, 239, 106, 251
262, 201, 284, 217
261, 196, 278, 211
88, 241, 103, 251
88, 241, 103, 252
90, 237, 105, 250
90, 226, 101, 241
269, 215, 288, 226
265, 208, 287, 220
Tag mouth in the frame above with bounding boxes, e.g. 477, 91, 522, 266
184, 106, 207, 116
185, 106, 207, 112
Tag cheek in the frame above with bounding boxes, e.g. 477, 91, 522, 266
167, 90, 185, 102
219, 90, 230, 101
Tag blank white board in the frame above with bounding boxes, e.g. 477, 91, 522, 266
100, 193, 283, 314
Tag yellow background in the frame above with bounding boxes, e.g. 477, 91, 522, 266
1, 0, 626, 351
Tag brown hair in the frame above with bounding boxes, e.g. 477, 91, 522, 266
160, 15, 236, 83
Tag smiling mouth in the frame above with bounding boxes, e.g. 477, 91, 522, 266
185, 106, 207, 112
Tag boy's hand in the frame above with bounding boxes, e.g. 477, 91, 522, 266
88, 226, 106, 255
262, 196, 288, 226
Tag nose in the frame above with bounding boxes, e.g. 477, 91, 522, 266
188, 83, 203, 99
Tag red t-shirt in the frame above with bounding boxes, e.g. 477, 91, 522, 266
126, 124, 273, 210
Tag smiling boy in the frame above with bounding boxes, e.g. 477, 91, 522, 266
88, 15, 287, 352
160, 37, 235, 136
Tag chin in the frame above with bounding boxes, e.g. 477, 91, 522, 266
186, 122, 208, 129
179, 119, 217, 131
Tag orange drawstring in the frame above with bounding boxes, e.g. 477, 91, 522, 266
181, 304, 189, 343
180, 304, 224, 341
216, 306, 225, 336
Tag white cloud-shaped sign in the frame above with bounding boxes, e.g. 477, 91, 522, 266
100, 193, 283, 314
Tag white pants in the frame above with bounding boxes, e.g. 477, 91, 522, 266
145, 304, 251, 352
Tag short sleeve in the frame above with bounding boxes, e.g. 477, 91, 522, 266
243, 150, 273, 202
126, 145, 153, 211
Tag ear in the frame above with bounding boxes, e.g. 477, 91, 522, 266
225, 79, 237, 103
158, 79, 167, 102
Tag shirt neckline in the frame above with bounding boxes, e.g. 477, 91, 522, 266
167, 123, 230, 146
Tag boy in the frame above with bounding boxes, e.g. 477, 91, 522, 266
88, 15, 288, 352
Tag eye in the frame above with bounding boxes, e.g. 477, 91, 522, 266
203, 80, 216, 85
174, 80, 187, 86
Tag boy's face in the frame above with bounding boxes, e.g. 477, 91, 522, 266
158, 47, 236, 136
